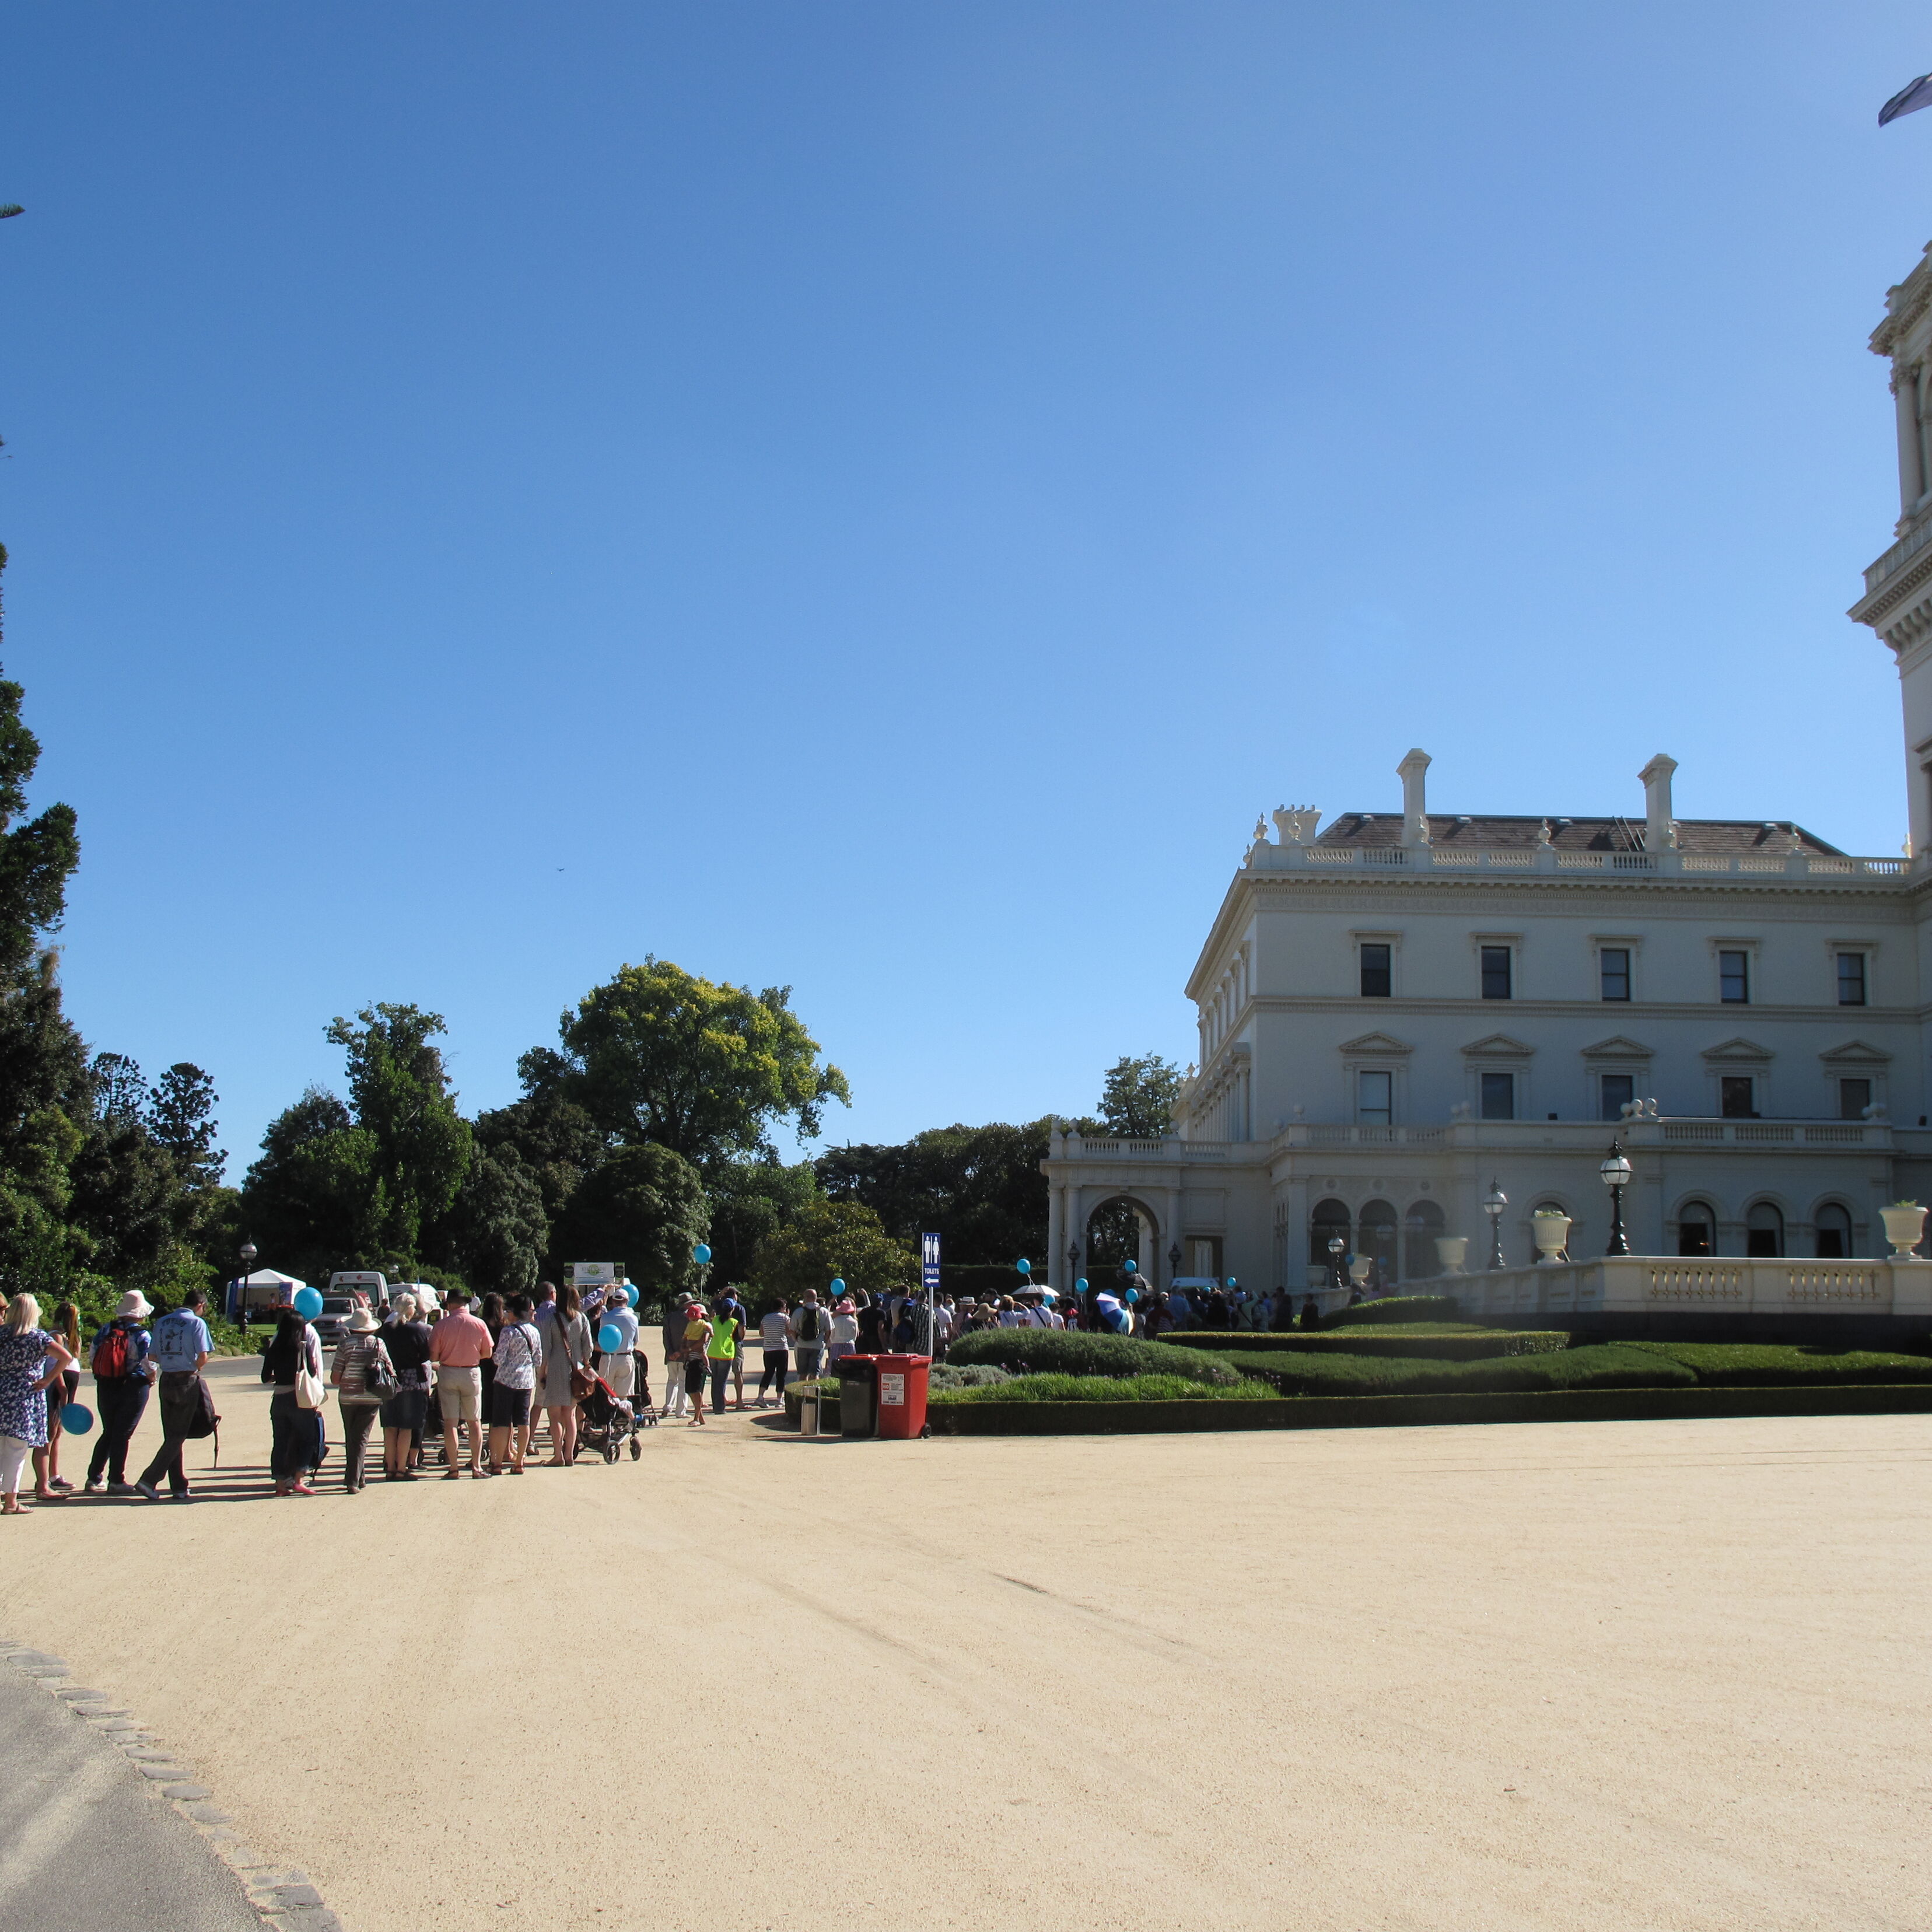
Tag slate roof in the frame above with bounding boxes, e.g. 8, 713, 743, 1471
1313, 814, 1845, 857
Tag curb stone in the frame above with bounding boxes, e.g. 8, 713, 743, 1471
0, 1643, 351, 1931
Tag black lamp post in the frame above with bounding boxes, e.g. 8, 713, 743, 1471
238, 1240, 257, 1326
1600, 1140, 1633, 1256
1326, 1234, 1346, 1295
1483, 1182, 1507, 1270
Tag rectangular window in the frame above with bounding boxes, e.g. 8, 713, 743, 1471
1600, 948, 1630, 1002
1719, 950, 1749, 1003
1357, 1070, 1392, 1125
1359, 943, 1391, 998
1839, 1077, 1872, 1121
1720, 1076, 1755, 1118
1479, 1072, 1515, 1120
1837, 953, 1867, 1006
1600, 1073, 1634, 1122
1480, 946, 1513, 1000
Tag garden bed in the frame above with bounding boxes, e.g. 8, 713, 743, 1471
1163, 1328, 1568, 1362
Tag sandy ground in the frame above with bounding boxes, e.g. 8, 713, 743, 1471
1, 1359, 1926, 1932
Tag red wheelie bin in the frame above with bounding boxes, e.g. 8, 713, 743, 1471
871, 1353, 931, 1438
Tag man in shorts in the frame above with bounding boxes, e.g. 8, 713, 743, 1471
429, 1287, 493, 1479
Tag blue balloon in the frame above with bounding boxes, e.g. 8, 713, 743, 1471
1122, 1259, 1137, 1274
828, 1277, 845, 1294
1125, 1289, 1139, 1304
623, 1283, 638, 1307
692, 1243, 712, 1265
598, 1322, 624, 1353
60, 1402, 93, 1436
1074, 1277, 1088, 1292
1227, 1277, 1237, 1289
1015, 1257, 1031, 1275
292, 1286, 323, 1319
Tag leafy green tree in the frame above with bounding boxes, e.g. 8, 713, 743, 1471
91, 1052, 148, 1122
240, 1088, 383, 1279
434, 1143, 548, 1297
526, 959, 850, 1171
705, 1155, 820, 1283
473, 1088, 604, 1224
551, 1142, 709, 1294
1096, 1054, 1182, 1138
148, 1063, 225, 1189
750, 1198, 913, 1302
0, 572, 80, 979
814, 1121, 1048, 1265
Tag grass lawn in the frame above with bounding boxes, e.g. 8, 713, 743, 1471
930, 1373, 1278, 1405
1625, 1342, 1932, 1384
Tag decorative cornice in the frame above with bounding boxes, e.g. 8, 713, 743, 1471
1818, 1038, 1892, 1065
1461, 1031, 1534, 1058
1700, 1036, 1774, 1063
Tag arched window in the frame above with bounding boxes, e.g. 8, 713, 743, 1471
1308, 1199, 1350, 1273
1359, 1199, 1398, 1285
1815, 1202, 1854, 1259
1746, 1202, 1784, 1258
1403, 1199, 1446, 1279
1677, 1201, 1716, 1258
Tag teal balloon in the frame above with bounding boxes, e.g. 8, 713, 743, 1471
1015, 1257, 1031, 1275
292, 1286, 323, 1318
692, 1243, 712, 1265
598, 1323, 624, 1353
623, 1284, 638, 1307
1074, 1278, 1088, 1292
60, 1402, 93, 1436
1122, 1259, 1137, 1274
1227, 1277, 1237, 1289
829, 1277, 845, 1294
1125, 1289, 1139, 1304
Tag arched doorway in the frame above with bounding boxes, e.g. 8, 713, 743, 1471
1083, 1195, 1160, 1283
1359, 1199, 1397, 1287
1403, 1199, 1446, 1280
1308, 1198, 1349, 1286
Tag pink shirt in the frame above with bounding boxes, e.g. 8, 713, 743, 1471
429, 1309, 492, 1369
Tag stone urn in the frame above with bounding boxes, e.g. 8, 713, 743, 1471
1880, 1203, 1927, 1258
1433, 1236, 1469, 1276
1531, 1210, 1572, 1264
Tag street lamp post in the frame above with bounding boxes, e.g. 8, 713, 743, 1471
1326, 1234, 1346, 1297
1482, 1182, 1507, 1270
238, 1240, 257, 1327
1600, 1140, 1634, 1256
1167, 1244, 1181, 1289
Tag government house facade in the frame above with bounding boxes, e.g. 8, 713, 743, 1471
1044, 239, 1932, 1302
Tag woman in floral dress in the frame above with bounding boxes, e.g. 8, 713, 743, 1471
0, 1294, 77, 1516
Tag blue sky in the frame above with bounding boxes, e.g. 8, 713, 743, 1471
5, 2, 1931, 1176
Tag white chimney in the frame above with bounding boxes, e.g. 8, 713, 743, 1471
1639, 753, 1676, 854
1398, 748, 1432, 847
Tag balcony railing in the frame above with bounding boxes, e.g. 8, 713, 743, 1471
1404, 1255, 1925, 1320
1251, 843, 1910, 885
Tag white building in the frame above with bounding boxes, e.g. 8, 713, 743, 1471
1044, 240, 1932, 1314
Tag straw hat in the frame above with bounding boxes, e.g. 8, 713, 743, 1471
115, 1290, 153, 1320
347, 1307, 379, 1333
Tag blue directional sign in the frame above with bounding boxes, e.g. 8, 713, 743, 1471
921, 1232, 941, 1296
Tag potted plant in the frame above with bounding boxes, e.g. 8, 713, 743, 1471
1433, 1236, 1469, 1276
1531, 1208, 1571, 1263
1880, 1200, 1927, 1258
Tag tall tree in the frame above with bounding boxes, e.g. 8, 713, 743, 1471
551, 1142, 709, 1294
240, 1087, 382, 1279
434, 1143, 547, 1297
750, 1198, 914, 1303
526, 958, 849, 1171
148, 1063, 225, 1189
1096, 1054, 1183, 1139
815, 1121, 1048, 1265
705, 1156, 820, 1283
473, 1088, 604, 1225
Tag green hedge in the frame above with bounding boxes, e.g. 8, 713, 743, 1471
1321, 1295, 1464, 1328
1256, 1342, 1695, 1396
1625, 1342, 1932, 1384
932, 1373, 1277, 1405
1163, 1329, 1568, 1362
944, 1329, 1241, 1386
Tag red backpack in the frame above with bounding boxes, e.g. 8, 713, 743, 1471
91, 1323, 131, 1380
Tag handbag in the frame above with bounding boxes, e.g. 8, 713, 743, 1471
564, 1319, 597, 1401
294, 1333, 326, 1411
365, 1338, 399, 1404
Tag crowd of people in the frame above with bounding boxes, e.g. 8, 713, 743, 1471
0, 1268, 1328, 1511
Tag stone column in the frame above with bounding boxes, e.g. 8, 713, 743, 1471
1047, 1181, 1065, 1292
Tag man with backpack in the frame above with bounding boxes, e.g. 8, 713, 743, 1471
790, 1290, 828, 1381
85, 1290, 155, 1493
135, 1288, 214, 1502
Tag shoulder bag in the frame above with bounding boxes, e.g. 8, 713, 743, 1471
294, 1331, 327, 1410
565, 1318, 597, 1401
365, 1337, 399, 1403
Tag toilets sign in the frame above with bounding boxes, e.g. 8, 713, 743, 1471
921, 1233, 940, 1297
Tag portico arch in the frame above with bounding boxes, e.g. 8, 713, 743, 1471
1082, 1193, 1163, 1284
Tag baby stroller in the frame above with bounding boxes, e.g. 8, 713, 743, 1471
578, 1368, 644, 1462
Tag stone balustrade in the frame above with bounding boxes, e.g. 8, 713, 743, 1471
1245, 842, 1913, 886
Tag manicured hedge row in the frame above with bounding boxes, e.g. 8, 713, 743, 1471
1321, 1295, 1464, 1328
932, 1373, 1276, 1405
944, 1329, 1240, 1385
1253, 1342, 1692, 1396
926, 1385, 1932, 1434
1163, 1329, 1568, 1362
1628, 1341, 1932, 1384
